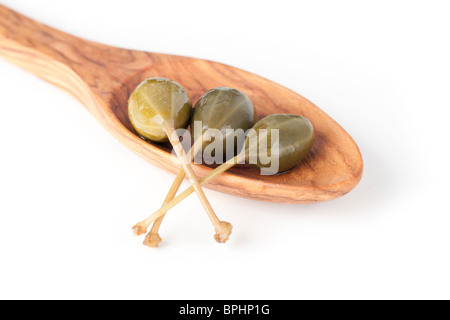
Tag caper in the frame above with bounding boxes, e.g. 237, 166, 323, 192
191, 87, 255, 158
245, 114, 314, 174
128, 77, 192, 142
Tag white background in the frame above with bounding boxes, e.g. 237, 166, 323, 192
0, 0, 449, 300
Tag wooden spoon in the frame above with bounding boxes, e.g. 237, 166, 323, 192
0, 5, 363, 204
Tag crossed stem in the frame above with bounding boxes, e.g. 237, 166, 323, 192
133, 124, 232, 245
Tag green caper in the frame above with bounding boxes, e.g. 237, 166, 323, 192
128, 77, 192, 142
245, 114, 314, 174
191, 87, 255, 159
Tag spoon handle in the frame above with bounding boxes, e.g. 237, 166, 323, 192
0, 5, 94, 103
0, 5, 152, 113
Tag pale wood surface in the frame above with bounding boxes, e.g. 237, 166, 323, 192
0, 5, 363, 204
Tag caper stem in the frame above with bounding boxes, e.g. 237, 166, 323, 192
162, 122, 222, 225
162, 122, 219, 222
134, 122, 233, 244
141, 152, 244, 227
143, 137, 204, 247
142, 169, 185, 246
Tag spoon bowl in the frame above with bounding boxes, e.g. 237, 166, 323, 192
0, 5, 363, 203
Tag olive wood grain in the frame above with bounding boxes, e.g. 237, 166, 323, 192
0, 5, 363, 204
